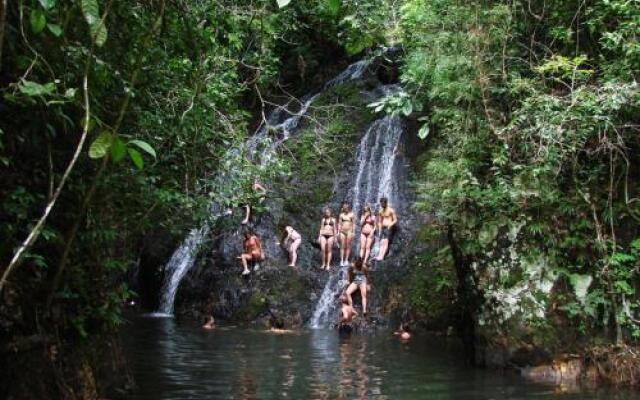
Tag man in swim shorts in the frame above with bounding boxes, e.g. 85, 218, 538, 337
376, 197, 397, 261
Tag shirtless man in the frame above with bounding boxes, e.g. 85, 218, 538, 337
376, 197, 397, 261
238, 231, 264, 275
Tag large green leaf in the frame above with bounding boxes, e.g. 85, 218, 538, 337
418, 124, 430, 140
38, 0, 56, 10
81, 0, 107, 46
30, 9, 47, 34
89, 131, 113, 159
127, 148, 144, 169
110, 138, 126, 163
47, 23, 63, 37
18, 80, 55, 96
129, 139, 157, 159
276, 0, 291, 8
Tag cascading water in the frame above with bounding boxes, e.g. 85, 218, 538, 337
309, 108, 405, 328
154, 60, 373, 316
157, 225, 210, 315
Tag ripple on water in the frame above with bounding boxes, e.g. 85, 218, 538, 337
122, 316, 636, 400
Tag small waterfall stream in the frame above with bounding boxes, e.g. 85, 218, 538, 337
154, 60, 372, 315
309, 111, 406, 328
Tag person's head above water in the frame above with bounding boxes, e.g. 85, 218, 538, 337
353, 257, 364, 271
323, 207, 332, 218
285, 225, 292, 233
363, 205, 372, 215
380, 197, 388, 208
341, 203, 351, 213
244, 230, 254, 240
340, 294, 349, 304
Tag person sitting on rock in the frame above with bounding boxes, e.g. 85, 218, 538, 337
346, 258, 370, 316
241, 181, 267, 225
283, 226, 302, 267
238, 230, 264, 275
202, 315, 215, 330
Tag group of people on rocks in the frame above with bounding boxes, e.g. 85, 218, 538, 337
317, 197, 397, 270
238, 196, 399, 276
208, 186, 409, 338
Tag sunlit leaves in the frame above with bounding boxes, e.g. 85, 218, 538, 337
18, 80, 56, 97
89, 131, 113, 159
47, 23, 63, 37
127, 147, 144, 169
89, 132, 156, 169
81, 0, 107, 46
37, 0, 56, 10
110, 138, 127, 163
129, 139, 156, 159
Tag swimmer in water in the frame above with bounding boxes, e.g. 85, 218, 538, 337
394, 323, 411, 341
202, 315, 215, 330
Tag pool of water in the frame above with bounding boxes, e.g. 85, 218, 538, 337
122, 315, 633, 399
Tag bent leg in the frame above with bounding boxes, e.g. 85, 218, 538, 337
345, 283, 358, 306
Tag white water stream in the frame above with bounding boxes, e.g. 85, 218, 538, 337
309, 112, 405, 328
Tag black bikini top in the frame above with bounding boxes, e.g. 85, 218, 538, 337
323, 218, 334, 226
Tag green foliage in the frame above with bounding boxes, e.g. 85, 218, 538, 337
404, 0, 640, 343
0, 2, 366, 393
81, 0, 108, 46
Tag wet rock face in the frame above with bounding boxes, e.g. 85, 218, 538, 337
136, 230, 177, 310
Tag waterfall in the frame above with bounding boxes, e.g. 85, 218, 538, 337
309, 113, 405, 328
153, 59, 373, 315
156, 225, 210, 315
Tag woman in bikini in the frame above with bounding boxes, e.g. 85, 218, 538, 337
358, 205, 376, 264
346, 258, 370, 316
318, 208, 337, 270
283, 226, 302, 267
338, 203, 355, 267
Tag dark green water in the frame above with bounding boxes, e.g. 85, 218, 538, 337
123, 315, 633, 399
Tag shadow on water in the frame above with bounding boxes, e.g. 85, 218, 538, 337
122, 315, 634, 400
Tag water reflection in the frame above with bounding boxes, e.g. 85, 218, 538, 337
123, 316, 635, 400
